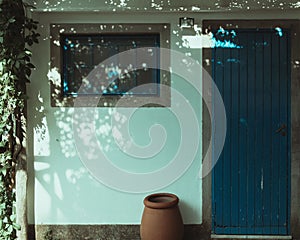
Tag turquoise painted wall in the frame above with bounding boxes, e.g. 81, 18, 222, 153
28, 10, 203, 224
27, 0, 300, 226
28, 0, 299, 224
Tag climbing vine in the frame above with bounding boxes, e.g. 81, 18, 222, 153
0, 0, 39, 239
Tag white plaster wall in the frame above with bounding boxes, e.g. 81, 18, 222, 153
28, 12, 203, 225
27, 0, 300, 225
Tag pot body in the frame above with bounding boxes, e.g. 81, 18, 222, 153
140, 193, 184, 240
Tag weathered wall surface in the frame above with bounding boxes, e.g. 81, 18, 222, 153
27, 1, 300, 239
28, 10, 203, 226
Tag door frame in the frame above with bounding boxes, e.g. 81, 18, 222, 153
202, 20, 300, 239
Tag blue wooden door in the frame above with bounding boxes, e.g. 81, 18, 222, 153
212, 29, 291, 235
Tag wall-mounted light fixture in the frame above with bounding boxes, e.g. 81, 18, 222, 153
179, 17, 195, 28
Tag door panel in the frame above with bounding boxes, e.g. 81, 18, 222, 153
212, 29, 291, 235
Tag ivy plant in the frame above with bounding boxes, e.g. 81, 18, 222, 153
0, 0, 39, 239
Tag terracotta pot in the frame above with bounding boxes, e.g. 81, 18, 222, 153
140, 193, 184, 240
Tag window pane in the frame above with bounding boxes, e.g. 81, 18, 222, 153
62, 34, 160, 96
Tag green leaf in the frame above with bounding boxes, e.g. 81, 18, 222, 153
15, 60, 20, 69
17, 52, 25, 59
8, 18, 16, 24
27, 39, 33, 46
9, 214, 15, 222
1, 168, 7, 176
7, 224, 13, 234
24, 49, 32, 55
13, 223, 21, 231
25, 67, 31, 76
26, 63, 35, 69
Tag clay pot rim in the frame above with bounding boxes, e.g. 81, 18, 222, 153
143, 193, 179, 209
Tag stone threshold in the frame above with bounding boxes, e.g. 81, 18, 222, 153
211, 234, 292, 240
28, 224, 211, 240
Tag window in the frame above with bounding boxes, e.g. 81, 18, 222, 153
62, 33, 160, 96
50, 24, 170, 107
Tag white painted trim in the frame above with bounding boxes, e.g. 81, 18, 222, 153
211, 235, 292, 239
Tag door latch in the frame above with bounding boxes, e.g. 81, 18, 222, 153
275, 124, 287, 136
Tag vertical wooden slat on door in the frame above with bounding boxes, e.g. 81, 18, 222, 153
212, 29, 290, 235
254, 31, 264, 234
246, 31, 256, 235
238, 32, 248, 233
230, 45, 240, 235
270, 31, 281, 234
262, 31, 272, 235
222, 47, 232, 234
